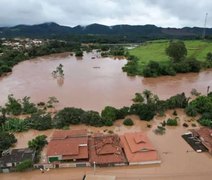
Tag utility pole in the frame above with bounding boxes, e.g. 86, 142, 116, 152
202, 13, 208, 39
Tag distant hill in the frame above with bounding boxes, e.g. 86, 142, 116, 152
0, 22, 212, 41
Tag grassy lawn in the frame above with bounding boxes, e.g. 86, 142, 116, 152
129, 40, 212, 71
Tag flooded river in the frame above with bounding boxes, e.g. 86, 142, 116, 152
0, 52, 211, 111
0, 52, 212, 180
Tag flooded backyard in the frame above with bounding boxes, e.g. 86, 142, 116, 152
0, 52, 212, 180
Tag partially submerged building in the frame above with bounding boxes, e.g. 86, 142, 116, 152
120, 132, 161, 165
89, 134, 127, 167
46, 129, 89, 167
188, 127, 212, 154
0, 148, 35, 173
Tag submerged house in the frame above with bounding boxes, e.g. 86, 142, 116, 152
190, 127, 212, 154
89, 134, 127, 167
46, 129, 89, 167
120, 132, 161, 165
0, 148, 35, 173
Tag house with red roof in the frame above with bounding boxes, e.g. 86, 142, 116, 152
190, 127, 212, 154
89, 134, 127, 167
46, 129, 89, 166
120, 132, 161, 165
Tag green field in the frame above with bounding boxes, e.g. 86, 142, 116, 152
129, 40, 212, 71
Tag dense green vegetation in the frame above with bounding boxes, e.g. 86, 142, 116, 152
0, 132, 17, 156
28, 135, 48, 163
16, 159, 33, 172
0, 89, 211, 131
124, 40, 212, 77
186, 92, 212, 128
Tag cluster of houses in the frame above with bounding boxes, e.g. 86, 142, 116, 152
1, 127, 212, 173
44, 129, 161, 169
1, 38, 44, 51
0, 129, 161, 172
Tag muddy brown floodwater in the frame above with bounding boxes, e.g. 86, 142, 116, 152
0, 52, 212, 180
0, 52, 211, 111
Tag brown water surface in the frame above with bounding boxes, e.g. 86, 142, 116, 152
0, 52, 211, 111
1, 52, 212, 180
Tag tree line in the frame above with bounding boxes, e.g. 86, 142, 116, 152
123, 40, 212, 77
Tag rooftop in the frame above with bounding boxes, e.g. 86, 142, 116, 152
192, 127, 212, 153
120, 132, 160, 164
47, 129, 88, 160
89, 134, 127, 165
0, 148, 35, 166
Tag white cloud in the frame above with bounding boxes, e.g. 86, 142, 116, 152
0, 0, 211, 27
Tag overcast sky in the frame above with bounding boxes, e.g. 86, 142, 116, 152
0, 0, 211, 28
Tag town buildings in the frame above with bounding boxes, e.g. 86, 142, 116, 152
0, 148, 35, 173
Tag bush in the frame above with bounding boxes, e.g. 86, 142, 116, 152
75, 50, 83, 57
166, 118, 178, 126
123, 118, 134, 126
154, 126, 166, 135
185, 105, 198, 117
16, 160, 33, 172
198, 119, 212, 128
173, 110, 177, 116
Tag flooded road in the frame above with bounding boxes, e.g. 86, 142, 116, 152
0, 52, 211, 111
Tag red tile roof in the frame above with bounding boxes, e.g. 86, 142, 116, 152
194, 127, 212, 154
120, 132, 160, 164
89, 134, 127, 165
47, 129, 88, 160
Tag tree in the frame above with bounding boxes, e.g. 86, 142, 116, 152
101, 106, 118, 121
206, 52, 212, 61
53, 107, 85, 128
25, 112, 52, 130
47, 96, 59, 108
166, 41, 187, 62
5, 94, 22, 115
132, 93, 144, 103
75, 50, 83, 57
130, 103, 156, 121
80, 111, 104, 127
0, 132, 17, 156
28, 135, 48, 152
22, 96, 37, 114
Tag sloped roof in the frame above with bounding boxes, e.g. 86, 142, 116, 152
52, 129, 87, 140
0, 148, 35, 165
89, 134, 127, 165
120, 132, 160, 163
47, 129, 88, 160
194, 127, 212, 153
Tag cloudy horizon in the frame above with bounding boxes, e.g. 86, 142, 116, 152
0, 0, 211, 28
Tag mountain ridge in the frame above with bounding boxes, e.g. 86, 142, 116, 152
0, 22, 212, 40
